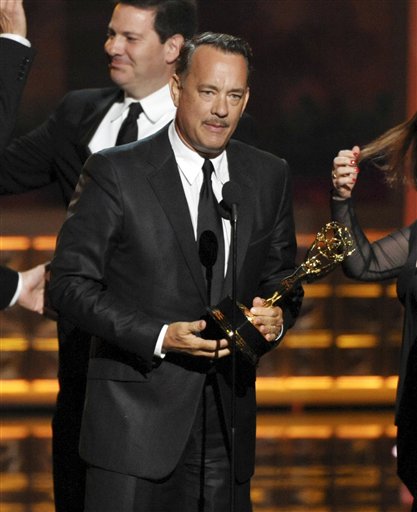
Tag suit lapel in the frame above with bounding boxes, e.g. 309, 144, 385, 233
145, 132, 257, 307
146, 130, 208, 304
76, 88, 122, 162
222, 143, 255, 298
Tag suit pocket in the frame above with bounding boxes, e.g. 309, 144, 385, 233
87, 357, 151, 382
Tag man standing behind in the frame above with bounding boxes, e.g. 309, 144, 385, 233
0, 1, 197, 510
0, 0, 196, 202
50, 32, 301, 512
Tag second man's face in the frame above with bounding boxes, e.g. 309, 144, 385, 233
171, 45, 250, 158
104, 4, 176, 99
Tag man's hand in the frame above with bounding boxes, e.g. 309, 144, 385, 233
18, 263, 46, 314
163, 320, 230, 359
250, 296, 283, 342
0, 0, 27, 37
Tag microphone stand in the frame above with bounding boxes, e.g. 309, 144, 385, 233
229, 202, 238, 512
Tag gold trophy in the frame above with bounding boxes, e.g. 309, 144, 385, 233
204, 222, 355, 365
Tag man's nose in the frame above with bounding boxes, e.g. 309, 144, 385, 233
105, 36, 124, 56
211, 95, 228, 118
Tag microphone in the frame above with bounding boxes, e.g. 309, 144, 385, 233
221, 181, 241, 512
220, 181, 242, 222
198, 230, 218, 304
198, 230, 218, 268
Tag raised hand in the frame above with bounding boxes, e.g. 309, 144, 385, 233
0, 0, 27, 37
331, 145, 360, 199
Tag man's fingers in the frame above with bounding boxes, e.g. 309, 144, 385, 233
189, 319, 206, 334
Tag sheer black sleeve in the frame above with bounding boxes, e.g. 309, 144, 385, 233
331, 196, 411, 281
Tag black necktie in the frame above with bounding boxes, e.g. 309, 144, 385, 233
115, 102, 143, 146
197, 159, 225, 305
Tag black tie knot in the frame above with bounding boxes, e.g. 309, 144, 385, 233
202, 159, 215, 198
202, 159, 214, 180
126, 102, 143, 119
116, 102, 143, 146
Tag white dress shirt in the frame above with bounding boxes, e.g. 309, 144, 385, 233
154, 122, 232, 357
88, 84, 176, 153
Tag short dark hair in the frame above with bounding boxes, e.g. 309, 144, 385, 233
115, 0, 197, 42
175, 32, 253, 80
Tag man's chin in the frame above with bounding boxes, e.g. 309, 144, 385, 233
109, 69, 130, 87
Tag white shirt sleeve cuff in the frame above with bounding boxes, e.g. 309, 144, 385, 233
154, 324, 168, 358
274, 324, 284, 342
9, 273, 23, 307
0, 33, 31, 47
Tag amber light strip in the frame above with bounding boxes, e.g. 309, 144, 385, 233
0, 236, 57, 252
256, 376, 398, 406
0, 338, 29, 351
0, 376, 398, 406
0, 236, 31, 251
335, 334, 378, 348
335, 284, 383, 298
1, 413, 396, 440
283, 331, 332, 348
302, 284, 332, 298
256, 424, 395, 440
32, 236, 57, 251
2, 331, 388, 352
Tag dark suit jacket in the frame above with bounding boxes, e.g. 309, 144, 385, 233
0, 265, 19, 310
0, 38, 121, 205
50, 125, 300, 483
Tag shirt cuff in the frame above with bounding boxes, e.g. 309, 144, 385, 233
0, 33, 31, 47
274, 324, 284, 342
9, 273, 23, 307
154, 324, 168, 358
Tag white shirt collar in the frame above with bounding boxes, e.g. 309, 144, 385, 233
110, 84, 174, 124
168, 122, 228, 187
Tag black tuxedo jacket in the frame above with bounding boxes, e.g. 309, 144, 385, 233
0, 38, 121, 205
0, 265, 19, 310
50, 125, 300, 483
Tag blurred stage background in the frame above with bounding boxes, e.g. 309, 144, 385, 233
1, 0, 416, 510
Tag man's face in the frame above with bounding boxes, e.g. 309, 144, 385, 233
170, 46, 250, 158
105, 3, 180, 99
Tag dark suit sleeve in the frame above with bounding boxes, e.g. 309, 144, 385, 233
0, 37, 61, 195
0, 37, 35, 148
49, 153, 162, 367
256, 159, 303, 338
0, 265, 19, 310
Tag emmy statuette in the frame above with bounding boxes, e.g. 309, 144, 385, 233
203, 221, 355, 365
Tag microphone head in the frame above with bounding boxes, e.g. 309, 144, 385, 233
222, 181, 242, 209
198, 230, 218, 268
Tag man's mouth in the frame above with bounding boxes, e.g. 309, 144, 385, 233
204, 120, 229, 132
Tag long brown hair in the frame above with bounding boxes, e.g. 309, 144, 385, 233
359, 111, 417, 188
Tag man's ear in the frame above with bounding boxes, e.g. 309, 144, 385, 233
165, 34, 184, 64
169, 74, 181, 107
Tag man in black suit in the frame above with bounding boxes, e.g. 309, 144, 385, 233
0, 263, 45, 312
50, 32, 301, 512
0, 0, 197, 203
0, 1, 197, 510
